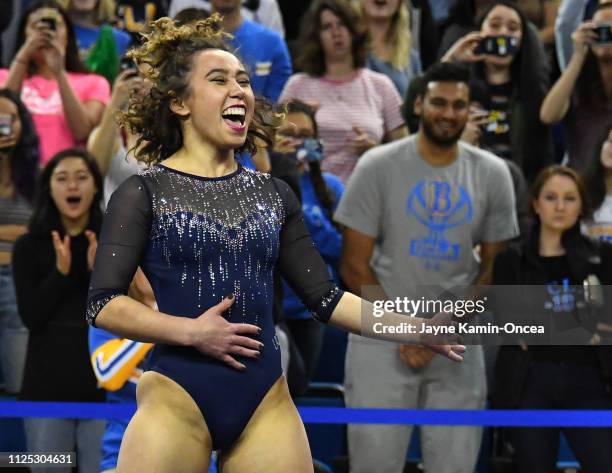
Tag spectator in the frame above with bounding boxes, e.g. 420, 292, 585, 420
61, 0, 132, 60
583, 127, 612, 242
169, 0, 285, 38
492, 164, 612, 473
540, 2, 612, 172
0, 88, 38, 395
12, 148, 105, 473
209, 0, 291, 103
280, 0, 407, 183
334, 61, 518, 473
357, 0, 422, 97
0, 0, 110, 165
86, 67, 146, 205
442, 0, 553, 181
272, 100, 343, 391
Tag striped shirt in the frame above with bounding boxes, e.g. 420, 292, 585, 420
279, 69, 405, 183
0, 193, 31, 254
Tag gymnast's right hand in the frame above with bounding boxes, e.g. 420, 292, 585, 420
189, 294, 263, 370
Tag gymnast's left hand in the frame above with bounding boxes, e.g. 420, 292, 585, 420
189, 294, 263, 370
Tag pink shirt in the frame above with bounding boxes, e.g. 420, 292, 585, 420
0, 70, 110, 165
279, 69, 404, 183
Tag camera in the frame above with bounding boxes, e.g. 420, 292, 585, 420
593, 23, 612, 45
474, 35, 519, 57
40, 17, 57, 31
0, 114, 12, 137
296, 138, 324, 163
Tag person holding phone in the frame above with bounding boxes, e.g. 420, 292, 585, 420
272, 99, 343, 393
87, 66, 147, 205
0, 0, 110, 165
540, 2, 612, 172
0, 89, 39, 395
442, 0, 552, 182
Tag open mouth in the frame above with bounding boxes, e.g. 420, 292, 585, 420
374, 0, 388, 7
66, 196, 82, 208
222, 105, 246, 130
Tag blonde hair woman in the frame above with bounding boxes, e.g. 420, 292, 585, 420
356, 0, 421, 96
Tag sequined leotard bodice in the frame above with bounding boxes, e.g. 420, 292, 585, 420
86, 164, 342, 450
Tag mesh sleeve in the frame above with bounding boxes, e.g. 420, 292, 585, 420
274, 178, 343, 322
86, 175, 152, 326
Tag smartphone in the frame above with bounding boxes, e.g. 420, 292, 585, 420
0, 114, 12, 137
474, 35, 519, 57
593, 23, 612, 45
40, 17, 57, 31
296, 138, 324, 163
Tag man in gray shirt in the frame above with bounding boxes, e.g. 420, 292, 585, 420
334, 62, 519, 473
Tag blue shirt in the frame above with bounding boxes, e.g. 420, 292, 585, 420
283, 171, 344, 319
367, 49, 422, 98
74, 24, 132, 59
229, 19, 292, 102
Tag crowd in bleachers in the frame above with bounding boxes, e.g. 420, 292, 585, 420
0, 0, 611, 472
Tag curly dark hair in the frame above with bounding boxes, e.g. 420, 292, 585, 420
14, 0, 89, 74
296, 0, 368, 76
28, 148, 103, 237
0, 89, 39, 203
118, 15, 279, 165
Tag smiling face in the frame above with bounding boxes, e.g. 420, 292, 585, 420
50, 156, 97, 222
533, 174, 583, 233
362, 0, 400, 21
480, 4, 523, 68
419, 81, 470, 147
172, 49, 255, 151
319, 8, 352, 63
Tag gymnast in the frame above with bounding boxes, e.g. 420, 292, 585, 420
86, 15, 464, 473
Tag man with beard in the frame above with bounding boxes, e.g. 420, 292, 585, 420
334, 62, 519, 473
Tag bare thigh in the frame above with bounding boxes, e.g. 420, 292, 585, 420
219, 376, 313, 473
116, 371, 212, 473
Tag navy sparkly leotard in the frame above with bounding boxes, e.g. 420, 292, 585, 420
86, 164, 342, 450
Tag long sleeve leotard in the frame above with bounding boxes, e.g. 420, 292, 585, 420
86, 164, 343, 450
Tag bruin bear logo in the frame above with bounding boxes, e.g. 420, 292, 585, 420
406, 180, 473, 270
